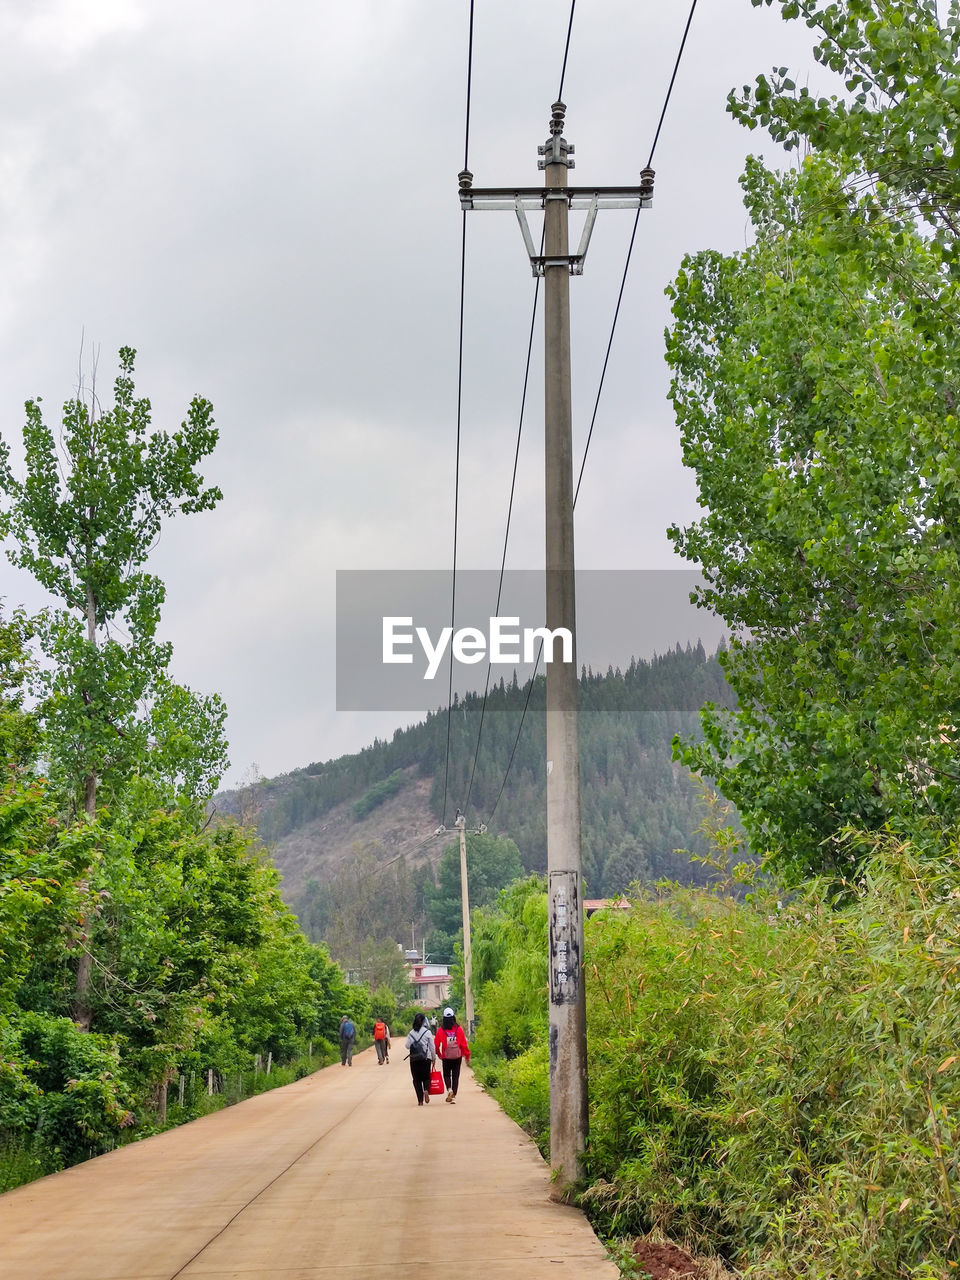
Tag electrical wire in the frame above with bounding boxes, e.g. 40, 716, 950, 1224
487, 635, 543, 825
557, 0, 577, 102
481, 0, 700, 824
463, 266, 542, 820
440, 0, 476, 826
646, 0, 699, 171
574, 0, 698, 505
460, 0, 576, 823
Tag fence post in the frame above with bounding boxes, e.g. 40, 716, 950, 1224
207, 1068, 214, 1096
266, 1051, 273, 1075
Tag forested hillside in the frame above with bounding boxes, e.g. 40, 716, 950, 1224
220, 642, 737, 904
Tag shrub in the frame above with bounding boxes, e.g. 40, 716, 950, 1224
16, 1013, 134, 1162
583, 835, 960, 1277
473, 841, 960, 1277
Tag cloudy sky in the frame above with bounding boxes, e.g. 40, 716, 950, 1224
0, 0, 830, 785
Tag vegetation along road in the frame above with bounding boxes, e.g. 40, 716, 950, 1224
0, 1046, 617, 1279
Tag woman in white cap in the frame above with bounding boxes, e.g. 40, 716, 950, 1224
434, 1007, 470, 1103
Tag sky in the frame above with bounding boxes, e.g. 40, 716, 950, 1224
0, 0, 830, 785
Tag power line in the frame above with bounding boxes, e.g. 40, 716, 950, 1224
557, 0, 577, 101
481, 0, 700, 824
463, 268, 542, 820
487, 637, 544, 825
646, 0, 699, 171
574, 0, 699, 505
441, 0, 476, 826
460, 0, 578, 824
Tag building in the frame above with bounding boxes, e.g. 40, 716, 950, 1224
404, 949, 451, 1009
583, 897, 631, 918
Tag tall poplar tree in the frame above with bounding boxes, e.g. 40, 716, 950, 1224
0, 348, 227, 1026
667, 158, 960, 876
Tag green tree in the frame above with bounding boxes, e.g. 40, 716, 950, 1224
0, 348, 225, 1028
732, 0, 960, 262
667, 156, 960, 876
0, 347, 225, 818
424, 833, 525, 957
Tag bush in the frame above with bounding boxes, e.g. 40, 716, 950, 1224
15, 1013, 134, 1162
472, 841, 960, 1277
583, 835, 960, 1277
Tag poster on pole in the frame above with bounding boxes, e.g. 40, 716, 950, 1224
548, 870, 581, 1005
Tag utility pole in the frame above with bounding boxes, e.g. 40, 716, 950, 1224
455, 811, 475, 1034
459, 105, 653, 1189
541, 100, 587, 1194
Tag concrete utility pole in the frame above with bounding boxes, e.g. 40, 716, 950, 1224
541, 100, 587, 1193
460, 105, 653, 1189
456, 811, 475, 1034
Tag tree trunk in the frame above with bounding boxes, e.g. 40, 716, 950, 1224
72, 578, 98, 1032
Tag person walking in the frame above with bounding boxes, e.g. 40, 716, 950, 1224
339, 1015, 356, 1067
405, 1013, 435, 1106
373, 1017, 389, 1065
435, 1006, 470, 1103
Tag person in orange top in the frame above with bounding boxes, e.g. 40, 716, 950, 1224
434, 1006, 470, 1103
373, 1018, 389, 1064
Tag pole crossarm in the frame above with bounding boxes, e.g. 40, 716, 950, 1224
459, 185, 651, 209
458, 173, 654, 276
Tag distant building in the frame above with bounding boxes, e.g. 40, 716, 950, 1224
405, 949, 451, 1008
583, 897, 631, 918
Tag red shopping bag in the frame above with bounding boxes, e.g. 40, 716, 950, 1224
429, 1070, 444, 1095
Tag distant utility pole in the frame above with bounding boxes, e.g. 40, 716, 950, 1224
459, 104, 653, 1188
455, 811, 475, 1034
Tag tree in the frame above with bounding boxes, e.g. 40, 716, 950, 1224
0, 347, 226, 818
731, 0, 960, 263
0, 349, 225, 1028
667, 156, 960, 877
424, 833, 525, 945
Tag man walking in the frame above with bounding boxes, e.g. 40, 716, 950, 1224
339, 1015, 356, 1066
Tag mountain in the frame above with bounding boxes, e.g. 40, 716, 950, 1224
216, 643, 738, 922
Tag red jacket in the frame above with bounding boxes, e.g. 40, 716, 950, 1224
435, 1024, 470, 1061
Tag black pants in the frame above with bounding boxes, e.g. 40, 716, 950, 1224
410, 1057, 432, 1103
442, 1057, 462, 1095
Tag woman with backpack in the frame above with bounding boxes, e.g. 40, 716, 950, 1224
434, 1006, 470, 1104
373, 1018, 389, 1065
405, 1013, 435, 1105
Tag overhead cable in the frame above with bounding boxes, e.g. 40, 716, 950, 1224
482, 0, 700, 822
574, 0, 699, 504
441, 0, 477, 826
462, 0, 577, 823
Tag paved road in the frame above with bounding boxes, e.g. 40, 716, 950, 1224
0, 1047, 618, 1279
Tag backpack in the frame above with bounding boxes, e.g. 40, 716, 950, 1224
341, 1018, 355, 1039
374, 1020, 386, 1040
442, 1029, 462, 1060
409, 1029, 431, 1060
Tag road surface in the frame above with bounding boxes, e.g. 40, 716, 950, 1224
0, 1047, 619, 1279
